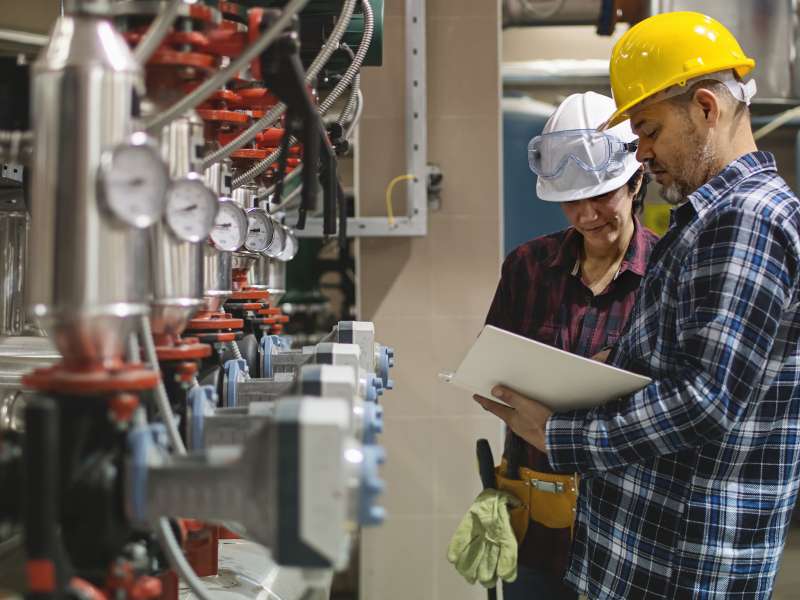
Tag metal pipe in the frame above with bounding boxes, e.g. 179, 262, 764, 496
199, 0, 358, 171
503, 0, 600, 27
133, 0, 185, 65
144, 0, 311, 133
157, 518, 216, 600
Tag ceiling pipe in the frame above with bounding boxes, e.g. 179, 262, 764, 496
502, 0, 650, 34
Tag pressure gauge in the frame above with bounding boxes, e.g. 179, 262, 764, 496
99, 135, 168, 228
244, 208, 275, 253
265, 219, 286, 258
210, 199, 248, 251
277, 226, 299, 261
164, 175, 219, 242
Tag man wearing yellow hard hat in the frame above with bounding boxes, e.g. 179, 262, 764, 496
475, 11, 800, 599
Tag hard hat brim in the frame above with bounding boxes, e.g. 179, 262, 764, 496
602, 59, 756, 130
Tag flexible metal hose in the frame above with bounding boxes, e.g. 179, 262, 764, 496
144, 0, 311, 133
339, 72, 361, 125
133, 0, 185, 65
199, 0, 358, 170
231, 0, 374, 189
157, 518, 216, 600
343, 89, 363, 140
139, 315, 187, 454
0, 131, 33, 165
318, 0, 374, 115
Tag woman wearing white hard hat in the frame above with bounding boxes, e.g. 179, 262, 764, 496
447, 92, 659, 598
498, 91, 658, 599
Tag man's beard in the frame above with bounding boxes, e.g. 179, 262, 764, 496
658, 130, 717, 206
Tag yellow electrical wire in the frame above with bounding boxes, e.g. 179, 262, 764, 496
385, 174, 415, 226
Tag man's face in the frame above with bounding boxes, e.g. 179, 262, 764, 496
630, 98, 717, 205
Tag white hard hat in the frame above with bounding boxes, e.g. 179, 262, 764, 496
532, 91, 641, 202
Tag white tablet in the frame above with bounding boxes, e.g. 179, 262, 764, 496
441, 325, 651, 412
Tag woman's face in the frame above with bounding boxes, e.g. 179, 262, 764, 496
560, 183, 636, 253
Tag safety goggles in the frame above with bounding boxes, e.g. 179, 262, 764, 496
528, 129, 638, 179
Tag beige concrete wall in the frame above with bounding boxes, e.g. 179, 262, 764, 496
503, 25, 622, 62
357, 1, 505, 599
0, 0, 59, 35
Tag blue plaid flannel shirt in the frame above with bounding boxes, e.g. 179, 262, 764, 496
546, 152, 800, 599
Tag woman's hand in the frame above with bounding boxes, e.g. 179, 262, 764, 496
474, 385, 553, 453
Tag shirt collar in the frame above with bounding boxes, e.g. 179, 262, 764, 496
547, 216, 650, 279
673, 151, 777, 226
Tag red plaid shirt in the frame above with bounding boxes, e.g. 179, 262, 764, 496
485, 218, 658, 575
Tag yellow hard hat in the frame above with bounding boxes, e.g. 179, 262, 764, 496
605, 11, 756, 128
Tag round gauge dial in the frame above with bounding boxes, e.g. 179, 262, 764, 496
277, 226, 299, 261
210, 199, 248, 251
244, 209, 275, 253
164, 177, 219, 243
100, 139, 168, 228
265, 219, 286, 258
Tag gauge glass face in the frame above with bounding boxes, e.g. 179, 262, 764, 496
101, 143, 168, 228
165, 179, 219, 242
210, 201, 248, 251
265, 220, 286, 258
245, 209, 274, 253
279, 227, 298, 261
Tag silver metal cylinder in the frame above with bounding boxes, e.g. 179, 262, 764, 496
0, 212, 29, 336
202, 244, 232, 312
148, 111, 207, 336
232, 184, 258, 209
252, 257, 287, 304
0, 336, 60, 390
28, 14, 149, 365
203, 161, 234, 311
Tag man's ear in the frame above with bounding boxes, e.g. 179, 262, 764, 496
692, 88, 721, 126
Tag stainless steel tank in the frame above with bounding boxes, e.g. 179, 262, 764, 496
230, 184, 259, 284
252, 258, 286, 303
202, 244, 232, 312
0, 212, 30, 336
654, 1, 800, 102
251, 224, 297, 303
148, 111, 206, 335
27, 7, 149, 366
0, 336, 60, 432
203, 161, 234, 312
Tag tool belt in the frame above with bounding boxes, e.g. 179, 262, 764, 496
495, 459, 578, 544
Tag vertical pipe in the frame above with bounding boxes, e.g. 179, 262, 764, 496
24, 397, 66, 598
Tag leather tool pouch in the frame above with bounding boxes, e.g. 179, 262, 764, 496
496, 460, 578, 542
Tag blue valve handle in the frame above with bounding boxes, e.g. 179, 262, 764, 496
188, 385, 218, 451
224, 359, 249, 408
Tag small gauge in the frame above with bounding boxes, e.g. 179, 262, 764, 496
244, 208, 275, 253
210, 199, 248, 251
277, 226, 299, 261
265, 218, 286, 258
164, 175, 219, 243
99, 136, 168, 228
